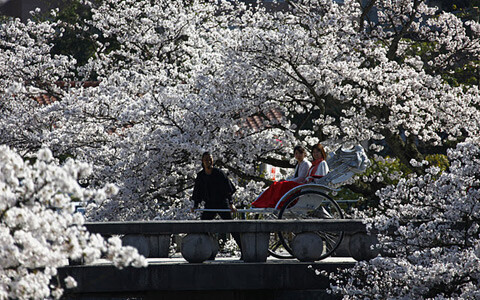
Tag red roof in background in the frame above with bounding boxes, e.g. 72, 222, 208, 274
33, 94, 57, 105
31, 81, 100, 105
244, 108, 283, 132
30, 82, 284, 132
54, 81, 100, 88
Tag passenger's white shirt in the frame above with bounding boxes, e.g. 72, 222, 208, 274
287, 160, 311, 183
306, 161, 329, 183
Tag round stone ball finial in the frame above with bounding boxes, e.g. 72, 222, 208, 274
291, 232, 324, 262
181, 233, 215, 263
348, 232, 380, 261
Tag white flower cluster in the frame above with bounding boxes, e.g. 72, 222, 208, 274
0, 146, 146, 299
331, 137, 480, 299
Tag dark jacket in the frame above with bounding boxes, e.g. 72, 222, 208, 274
192, 168, 236, 209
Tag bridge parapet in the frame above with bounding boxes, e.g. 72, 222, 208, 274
85, 219, 378, 262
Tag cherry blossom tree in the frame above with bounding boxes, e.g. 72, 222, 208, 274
0, 15, 77, 152
329, 137, 480, 299
35, 0, 288, 220
0, 1, 277, 220
220, 0, 480, 200
0, 146, 146, 299
1, 1, 479, 297
1, 0, 479, 220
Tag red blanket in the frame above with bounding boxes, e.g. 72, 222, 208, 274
251, 181, 302, 208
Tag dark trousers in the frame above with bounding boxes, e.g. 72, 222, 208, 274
201, 211, 243, 253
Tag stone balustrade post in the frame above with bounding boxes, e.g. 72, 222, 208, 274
239, 232, 270, 262
121, 234, 171, 258
148, 234, 171, 258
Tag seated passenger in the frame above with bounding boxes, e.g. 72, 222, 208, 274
251, 143, 329, 208
305, 143, 329, 184
286, 145, 311, 183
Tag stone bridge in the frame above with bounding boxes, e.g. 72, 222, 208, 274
59, 219, 379, 300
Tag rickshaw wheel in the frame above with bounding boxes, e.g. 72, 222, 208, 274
254, 213, 294, 259
277, 190, 344, 261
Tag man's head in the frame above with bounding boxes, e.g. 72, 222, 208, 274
201, 152, 214, 170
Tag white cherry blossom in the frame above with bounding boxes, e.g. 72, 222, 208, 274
0, 146, 146, 299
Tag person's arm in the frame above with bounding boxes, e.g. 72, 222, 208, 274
191, 174, 203, 211
226, 177, 236, 212
290, 161, 310, 183
219, 169, 237, 212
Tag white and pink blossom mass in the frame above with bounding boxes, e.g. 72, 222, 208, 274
1, 0, 480, 298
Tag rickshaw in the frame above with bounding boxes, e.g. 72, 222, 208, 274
198, 145, 370, 261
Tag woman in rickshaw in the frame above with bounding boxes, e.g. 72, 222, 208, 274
251, 143, 329, 208
286, 145, 311, 183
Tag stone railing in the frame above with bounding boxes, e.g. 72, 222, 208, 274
85, 219, 379, 263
